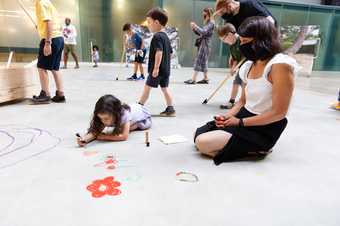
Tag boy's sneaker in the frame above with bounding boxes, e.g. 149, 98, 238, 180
197, 79, 209, 84
51, 91, 66, 103
137, 74, 145, 80
127, 74, 138, 80
160, 106, 176, 117
220, 102, 234, 109
32, 90, 51, 104
184, 79, 196, 85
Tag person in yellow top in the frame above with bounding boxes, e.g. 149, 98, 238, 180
33, 0, 65, 104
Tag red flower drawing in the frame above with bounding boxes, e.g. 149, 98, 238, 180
86, 176, 122, 198
93, 156, 118, 170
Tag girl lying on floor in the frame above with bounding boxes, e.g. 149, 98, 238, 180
77, 95, 151, 147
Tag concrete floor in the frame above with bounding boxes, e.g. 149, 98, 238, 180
0, 64, 339, 226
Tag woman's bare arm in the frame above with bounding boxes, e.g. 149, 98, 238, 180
243, 64, 294, 126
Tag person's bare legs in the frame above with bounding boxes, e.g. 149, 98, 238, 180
139, 85, 152, 105
38, 68, 50, 96
63, 51, 68, 68
71, 51, 80, 68
138, 63, 144, 75
192, 71, 199, 82
230, 84, 239, 101
195, 130, 232, 157
161, 87, 173, 107
129, 124, 139, 131
133, 62, 138, 74
203, 71, 209, 81
51, 70, 64, 94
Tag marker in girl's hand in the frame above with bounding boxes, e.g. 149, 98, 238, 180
76, 133, 86, 144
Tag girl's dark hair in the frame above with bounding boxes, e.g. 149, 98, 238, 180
238, 16, 282, 60
122, 23, 131, 31
146, 7, 168, 26
92, 45, 99, 51
88, 95, 130, 136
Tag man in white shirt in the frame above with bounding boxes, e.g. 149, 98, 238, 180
62, 18, 79, 69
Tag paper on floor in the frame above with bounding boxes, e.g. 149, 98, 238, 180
159, 134, 188, 145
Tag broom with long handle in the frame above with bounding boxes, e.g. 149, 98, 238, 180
202, 58, 246, 105
116, 39, 126, 81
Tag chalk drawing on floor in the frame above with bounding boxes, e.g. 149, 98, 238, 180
0, 125, 61, 170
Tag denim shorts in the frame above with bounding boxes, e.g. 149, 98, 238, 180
37, 37, 64, 71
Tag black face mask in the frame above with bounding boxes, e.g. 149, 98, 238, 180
221, 13, 233, 21
239, 41, 270, 62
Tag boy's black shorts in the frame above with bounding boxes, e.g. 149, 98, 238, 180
135, 49, 146, 64
146, 73, 170, 88
37, 37, 64, 71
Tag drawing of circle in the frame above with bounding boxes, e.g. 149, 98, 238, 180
0, 125, 61, 170
0, 131, 15, 152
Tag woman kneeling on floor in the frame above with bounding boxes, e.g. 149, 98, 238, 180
194, 16, 299, 165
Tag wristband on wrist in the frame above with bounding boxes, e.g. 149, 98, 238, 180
239, 118, 244, 127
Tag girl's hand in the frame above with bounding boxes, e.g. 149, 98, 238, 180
190, 22, 196, 29
77, 137, 87, 147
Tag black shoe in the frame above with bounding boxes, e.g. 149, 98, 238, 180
137, 74, 145, 80
51, 91, 66, 103
184, 79, 196, 85
127, 74, 138, 80
197, 79, 209, 84
160, 106, 176, 117
220, 102, 234, 109
32, 90, 51, 104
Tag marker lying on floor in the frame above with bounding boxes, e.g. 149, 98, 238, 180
145, 131, 150, 147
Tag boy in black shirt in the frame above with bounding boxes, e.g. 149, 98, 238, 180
138, 7, 175, 117
215, 0, 276, 29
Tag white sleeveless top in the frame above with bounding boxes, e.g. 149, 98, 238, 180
239, 54, 300, 115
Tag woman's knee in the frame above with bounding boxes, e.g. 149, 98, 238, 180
195, 135, 210, 152
195, 131, 232, 156
195, 137, 215, 157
